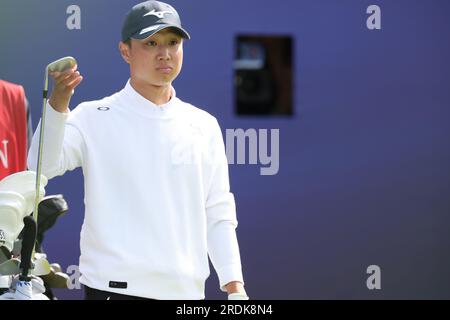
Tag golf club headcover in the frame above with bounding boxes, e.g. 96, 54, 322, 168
35, 195, 68, 252
0, 275, 49, 300
228, 292, 249, 300
0, 191, 27, 253
0, 280, 32, 300
19, 216, 37, 281
0, 275, 11, 291
0, 171, 48, 217
0, 246, 11, 263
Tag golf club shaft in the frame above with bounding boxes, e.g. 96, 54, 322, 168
32, 57, 77, 260
31, 69, 49, 260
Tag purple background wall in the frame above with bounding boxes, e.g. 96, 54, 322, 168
1, 0, 449, 299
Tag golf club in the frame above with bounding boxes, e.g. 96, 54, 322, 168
33, 57, 77, 260
19, 216, 36, 281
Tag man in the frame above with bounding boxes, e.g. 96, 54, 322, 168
28, 1, 248, 300
0, 80, 33, 180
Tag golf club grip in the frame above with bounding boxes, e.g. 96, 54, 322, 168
20, 216, 37, 278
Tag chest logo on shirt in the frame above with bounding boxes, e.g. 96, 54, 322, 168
97, 106, 110, 111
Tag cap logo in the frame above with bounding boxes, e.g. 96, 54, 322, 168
139, 24, 160, 35
143, 9, 173, 19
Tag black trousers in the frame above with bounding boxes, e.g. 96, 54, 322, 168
84, 285, 154, 300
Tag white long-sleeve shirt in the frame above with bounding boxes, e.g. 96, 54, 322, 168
28, 80, 244, 299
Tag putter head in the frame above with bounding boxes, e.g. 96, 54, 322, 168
47, 56, 77, 73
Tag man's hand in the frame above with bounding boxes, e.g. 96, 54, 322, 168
48, 65, 83, 113
225, 281, 248, 300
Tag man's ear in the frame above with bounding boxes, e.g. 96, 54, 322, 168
119, 41, 131, 64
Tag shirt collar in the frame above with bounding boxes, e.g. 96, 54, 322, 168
118, 79, 181, 119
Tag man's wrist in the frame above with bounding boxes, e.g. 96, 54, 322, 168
225, 282, 249, 300
224, 281, 245, 294
48, 96, 69, 114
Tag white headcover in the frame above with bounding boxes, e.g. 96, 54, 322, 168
0, 191, 27, 252
0, 171, 48, 253
0, 276, 49, 300
0, 171, 48, 216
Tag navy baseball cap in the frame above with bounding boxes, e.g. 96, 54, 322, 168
121, 1, 190, 42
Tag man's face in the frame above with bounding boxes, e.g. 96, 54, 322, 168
120, 28, 184, 87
